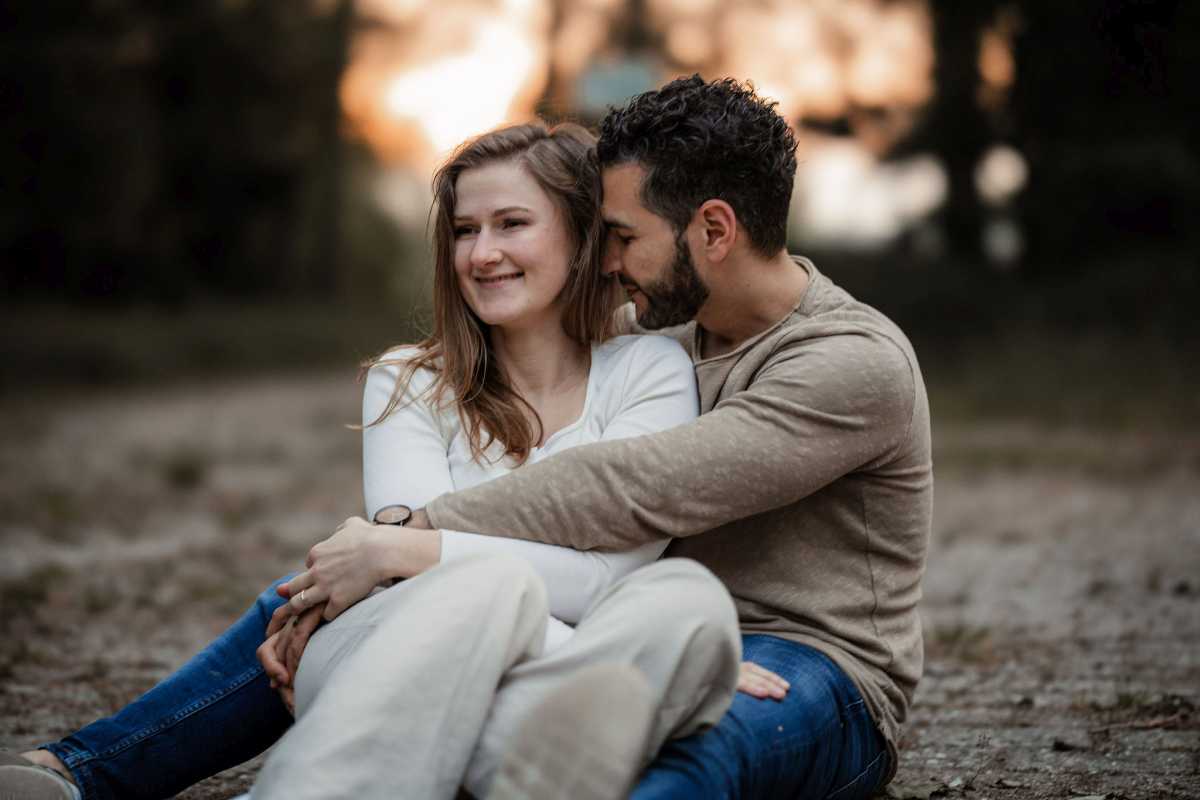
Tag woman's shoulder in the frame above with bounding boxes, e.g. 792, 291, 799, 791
592, 334, 692, 374
363, 345, 441, 401
368, 345, 437, 376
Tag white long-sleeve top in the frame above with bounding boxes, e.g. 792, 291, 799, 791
362, 334, 699, 651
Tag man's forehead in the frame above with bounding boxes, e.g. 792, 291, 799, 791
601, 162, 646, 194
601, 162, 648, 227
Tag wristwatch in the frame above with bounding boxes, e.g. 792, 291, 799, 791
374, 504, 413, 526
373, 504, 413, 589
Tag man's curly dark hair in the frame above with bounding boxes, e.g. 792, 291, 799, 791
597, 75, 798, 257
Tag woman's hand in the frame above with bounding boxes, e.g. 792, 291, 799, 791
277, 517, 394, 621
736, 661, 790, 700
268, 516, 442, 628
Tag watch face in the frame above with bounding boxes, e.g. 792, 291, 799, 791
374, 505, 412, 525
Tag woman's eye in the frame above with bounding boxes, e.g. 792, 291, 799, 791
502, 218, 528, 230
453, 226, 476, 238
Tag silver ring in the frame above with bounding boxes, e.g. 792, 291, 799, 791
298, 589, 308, 606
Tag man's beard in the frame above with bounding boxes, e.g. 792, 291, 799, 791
633, 232, 710, 330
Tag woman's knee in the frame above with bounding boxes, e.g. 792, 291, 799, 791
417, 553, 549, 620
628, 559, 739, 636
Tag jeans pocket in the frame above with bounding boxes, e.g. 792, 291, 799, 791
823, 748, 887, 800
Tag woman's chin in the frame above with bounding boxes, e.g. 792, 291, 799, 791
474, 305, 534, 330
475, 305, 564, 334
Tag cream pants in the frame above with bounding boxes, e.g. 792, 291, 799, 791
249, 555, 740, 800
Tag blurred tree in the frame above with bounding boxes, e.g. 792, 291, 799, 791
922, 0, 1003, 263
1, 0, 353, 304
1010, 0, 1198, 268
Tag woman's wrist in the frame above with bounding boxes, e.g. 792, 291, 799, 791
374, 526, 441, 581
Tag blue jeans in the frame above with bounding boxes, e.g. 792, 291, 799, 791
42, 577, 296, 800
633, 635, 890, 800
45, 587, 887, 800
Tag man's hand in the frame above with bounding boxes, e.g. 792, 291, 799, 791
284, 604, 324, 681
257, 603, 325, 715
258, 628, 290, 689
736, 661, 789, 700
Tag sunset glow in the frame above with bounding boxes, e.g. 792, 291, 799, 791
342, 0, 956, 245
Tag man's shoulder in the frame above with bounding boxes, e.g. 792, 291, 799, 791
777, 264, 919, 374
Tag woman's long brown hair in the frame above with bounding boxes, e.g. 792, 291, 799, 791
363, 122, 620, 464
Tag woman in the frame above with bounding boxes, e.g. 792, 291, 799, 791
243, 122, 740, 799
5, 123, 775, 800
256, 119, 700, 690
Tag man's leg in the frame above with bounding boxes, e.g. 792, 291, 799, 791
33, 576, 295, 800
463, 558, 742, 799
249, 554, 549, 800
632, 635, 890, 800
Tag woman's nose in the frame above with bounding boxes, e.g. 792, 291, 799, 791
470, 230, 502, 268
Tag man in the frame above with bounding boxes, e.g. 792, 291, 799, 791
407, 75, 933, 798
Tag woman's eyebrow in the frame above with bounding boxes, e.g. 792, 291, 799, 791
453, 206, 532, 221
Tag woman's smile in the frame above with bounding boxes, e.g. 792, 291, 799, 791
474, 272, 525, 286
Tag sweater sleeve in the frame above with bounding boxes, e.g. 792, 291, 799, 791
426, 333, 916, 550
361, 353, 455, 520
437, 336, 697, 621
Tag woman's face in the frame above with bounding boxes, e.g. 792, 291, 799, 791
452, 160, 574, 333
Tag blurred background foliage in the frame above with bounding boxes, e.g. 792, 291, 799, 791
1, 0, 1196, 426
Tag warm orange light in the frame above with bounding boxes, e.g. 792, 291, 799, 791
846, 4, 933, 108
342, 0, 945, 249
382, 22, 541, 154
339, 1, 549, 171
979, 29, 1015, 89
665, 21, 713, 66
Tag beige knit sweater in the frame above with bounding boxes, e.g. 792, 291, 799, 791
427, 257, 933, 773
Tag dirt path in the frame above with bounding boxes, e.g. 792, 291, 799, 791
1, 373, 1196, 798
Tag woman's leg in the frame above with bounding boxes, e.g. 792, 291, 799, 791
463, 558, 742, 799
34, 576, 296, 800
250, 554, 549, 800
631, 635, 890, 800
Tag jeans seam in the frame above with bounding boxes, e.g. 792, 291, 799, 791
823, 748, 886, 800
90, 663, 265, 761
39, 743, 98, 800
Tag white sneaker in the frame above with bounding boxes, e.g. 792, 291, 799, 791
487, 664, 655, 800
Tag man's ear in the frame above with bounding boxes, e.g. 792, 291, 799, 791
694, 199, 737, 262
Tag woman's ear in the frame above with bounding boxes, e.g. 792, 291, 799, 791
695, 199, 737, 262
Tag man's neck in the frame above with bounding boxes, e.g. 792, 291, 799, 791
697, 251, 809, 359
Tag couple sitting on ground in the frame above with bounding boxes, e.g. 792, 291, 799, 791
3, 76, 932, 800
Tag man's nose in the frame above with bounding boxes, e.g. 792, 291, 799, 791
601, 242, 622, 276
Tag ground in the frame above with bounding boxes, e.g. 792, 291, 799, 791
1, 370, 1197, 799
